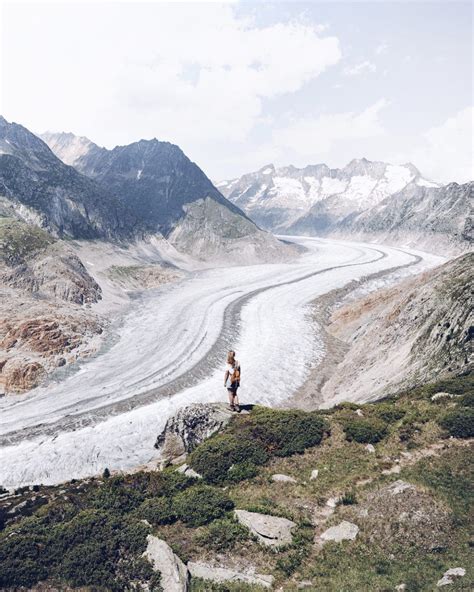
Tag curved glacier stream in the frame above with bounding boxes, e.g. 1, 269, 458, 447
0, 237, 444, 487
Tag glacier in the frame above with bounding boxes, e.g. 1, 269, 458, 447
0, 237, 444, 488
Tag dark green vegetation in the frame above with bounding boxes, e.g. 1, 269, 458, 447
189, 407, 329, 484
0, 216, 54, 265
0, 374, 472, 591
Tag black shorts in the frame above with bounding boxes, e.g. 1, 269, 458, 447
227, 382, 239, 393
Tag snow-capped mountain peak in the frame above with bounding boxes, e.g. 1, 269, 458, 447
219, 159, 440, 232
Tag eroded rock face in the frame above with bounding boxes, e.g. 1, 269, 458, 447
234, 509, 296, 547
0, 307, 103, 394
143, 535, 189, 592
155, 403, 234, 463
187, 562, 274, 589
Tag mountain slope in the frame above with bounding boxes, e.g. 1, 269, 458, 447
220, 159, 437, 232
41, 130, 293, 262
0, 117, 129, 239
321, 252, 473, 405
332, 180, 473, 254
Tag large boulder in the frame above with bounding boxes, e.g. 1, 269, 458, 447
143, 535, 189, 592
234, 509, 296, 547
320, 521, 359, 543
155, 403, 234, 463
188, 561, 274, 589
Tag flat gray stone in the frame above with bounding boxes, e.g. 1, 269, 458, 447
310, 469, 319, 480
188, 562, 274, 589
272, 473, 297, 483
143, 535, 189, 592
234, 509, 296, 547
365, 444, 375, 453
176, 464, 202, 479
437, 567, 466, 587
320, 520, 359, 543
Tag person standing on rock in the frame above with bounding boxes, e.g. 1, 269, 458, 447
225, 350, 241, 412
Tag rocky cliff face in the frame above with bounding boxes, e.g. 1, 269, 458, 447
321, 253, 473, 404
0, 218, 104, 393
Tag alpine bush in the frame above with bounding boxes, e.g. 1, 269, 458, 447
247, 407, 328, 456
343, 417, 388, 444
195, 517, 250, 551
137, 497, 176, 526
189, 434, 268, 484
173, 485, 234, 526
438, 408, 474, 438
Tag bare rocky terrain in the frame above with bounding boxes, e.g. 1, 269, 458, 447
320, 252, 473, 404
0, 217, 179, 394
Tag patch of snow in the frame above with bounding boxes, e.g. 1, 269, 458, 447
320, 176, 347, 195
379, 165, 415, 195
136, 169, 143, 180
343, 175, 378, 206
417, 177, 439, 188
262, 168, 273, 175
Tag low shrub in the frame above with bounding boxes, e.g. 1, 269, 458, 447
0, 509, 151, 590
90, 477, 145, 513
137, 497, 176, 526
374, 405, 406, 424
342, 418, 388, 444
189, 434, 267, 484
339, 491, 357, 505
248, 407, 329, 456
438, 408, 474, 439
173, 485, 234, 526
194, 517, 250, 551
226, 462, 259, 483
458, 391, 474, 407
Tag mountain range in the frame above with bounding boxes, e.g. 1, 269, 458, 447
219, 161, 473, 254
0, 117, 290, 262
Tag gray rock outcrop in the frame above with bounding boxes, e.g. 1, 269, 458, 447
271, 474, 297, 483
437, 567, 466, 587
143, 535, 189, 592
234, 509, 296, 547
155, 403, 234, 463
187, 562, 274, 589
320, 520, 359, 543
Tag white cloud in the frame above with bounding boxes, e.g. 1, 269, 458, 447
375, 43, 389, 55
1, 3, 341, 150
272, 99, 389, 158
409, 107, 474, 183
343, 60, 377, 76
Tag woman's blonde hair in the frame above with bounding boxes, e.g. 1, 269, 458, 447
227, 350, 236, 365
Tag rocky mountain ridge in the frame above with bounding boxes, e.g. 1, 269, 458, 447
39, 128, 292, 262
219, 160, 472, 254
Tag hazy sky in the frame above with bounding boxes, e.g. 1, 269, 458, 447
1, 1, 472, 182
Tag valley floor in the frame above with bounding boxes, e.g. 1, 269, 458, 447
0, 238, 444, 488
